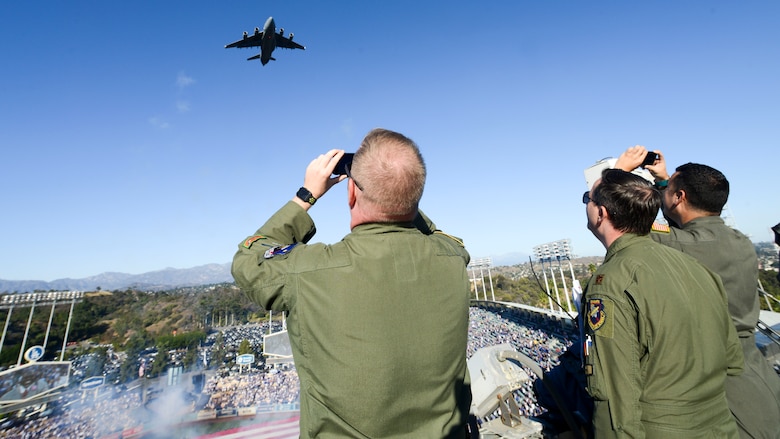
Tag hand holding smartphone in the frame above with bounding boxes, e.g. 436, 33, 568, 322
333, 153, 354, 175
642, 151, 659, 168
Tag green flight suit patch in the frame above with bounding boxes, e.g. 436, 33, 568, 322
243, 235, 267, 249
651, 222, 670, 233
587, 298, 614, 338
264, 243, 298, 259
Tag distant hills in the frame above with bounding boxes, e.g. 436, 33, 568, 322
0, 263, 233, 293
489, 252, 531, 267
0, 243, 774, 294
0, 252, 532, 294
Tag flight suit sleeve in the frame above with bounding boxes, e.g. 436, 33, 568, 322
584, 288, 645, 438
714, 276, 744, 376
725, 316, 744, 376
231, 200, 316, 311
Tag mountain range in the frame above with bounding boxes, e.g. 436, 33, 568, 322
0, 263, 234, 293
0, 252, 533, 294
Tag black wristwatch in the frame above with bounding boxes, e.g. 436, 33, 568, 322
296, 187, 317, 205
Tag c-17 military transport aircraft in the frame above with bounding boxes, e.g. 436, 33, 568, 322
225, 16, 305, 65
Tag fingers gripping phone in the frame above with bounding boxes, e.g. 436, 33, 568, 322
333, 153, 354, 175
642, 151, 659, 168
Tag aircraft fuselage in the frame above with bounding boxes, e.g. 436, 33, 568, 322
260, 16, 276, 65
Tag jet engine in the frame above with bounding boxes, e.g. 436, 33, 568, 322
254, 27, 260, 35
242, 31, 248, 39
279, 28, 284, 36
289, 33, 294, 40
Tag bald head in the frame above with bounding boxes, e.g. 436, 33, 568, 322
350, 129, 426, 221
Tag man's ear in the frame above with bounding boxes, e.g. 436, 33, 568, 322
597, 206, 612, 226
347, 178, 357, 208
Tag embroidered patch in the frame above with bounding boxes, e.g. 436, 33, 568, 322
595, 274, 604, 285
242, 235, 267, 249
651, 222, 671, 233
263, 243, 298, 259
588, 298, 614, 338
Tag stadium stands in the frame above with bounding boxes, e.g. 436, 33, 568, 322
0, 303, 576, 438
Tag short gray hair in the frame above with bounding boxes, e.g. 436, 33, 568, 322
352, 128, 426, 218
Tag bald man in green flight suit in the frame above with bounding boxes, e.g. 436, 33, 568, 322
232, 128, 472, 438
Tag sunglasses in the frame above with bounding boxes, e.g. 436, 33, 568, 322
345, 163, 364, 191
582, 191, 598, 205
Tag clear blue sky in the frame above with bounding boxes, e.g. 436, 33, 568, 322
1, 1, 778, 281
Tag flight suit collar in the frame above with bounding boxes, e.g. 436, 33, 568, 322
350, 221, 417, 235
680, 215, 725, 230
604, 233, 649, 263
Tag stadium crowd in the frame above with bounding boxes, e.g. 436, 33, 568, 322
468, 306, 576, 420
468, 307, 572, 371
0, 304, 574, 437
205, 323, 277, 352
0, 388, 143, 439
203, 368, 299, 410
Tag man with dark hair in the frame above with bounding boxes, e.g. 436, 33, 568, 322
232, 128, 472, 438
668, 162, 730, 214
617, 146, 780, 438
582, 168, 742, 437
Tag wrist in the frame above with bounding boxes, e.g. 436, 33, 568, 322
292, 197, 312, 211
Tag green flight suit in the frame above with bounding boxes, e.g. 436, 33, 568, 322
232, 201, 472, 439
583, 233, 743, 438
652, 216, 780, 439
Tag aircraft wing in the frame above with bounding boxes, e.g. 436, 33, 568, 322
225, 32, 264, 49
274, 34, 305, 50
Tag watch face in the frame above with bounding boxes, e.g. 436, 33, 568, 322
297, 187, 316, 205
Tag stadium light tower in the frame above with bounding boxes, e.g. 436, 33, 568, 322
0, 291, 84, 364
468, 258, 495, 301
532, 239, 575, 314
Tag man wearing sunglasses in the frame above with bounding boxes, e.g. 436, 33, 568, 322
232, 128, 472, 438
582, 169, 742, 438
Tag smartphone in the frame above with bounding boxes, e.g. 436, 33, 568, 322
333, 153, 354, 175
642, 151, 659, 167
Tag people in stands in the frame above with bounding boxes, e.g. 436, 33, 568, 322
232, 128, 473, 438
616, 146, 780, 438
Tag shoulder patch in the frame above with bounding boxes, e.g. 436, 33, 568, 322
264, 243, 298, 259
242, 235, 267, 249
587, 298, 614, 339
651, 222, 670, 234
595, 274, 604, 285
433, 230, 465, 247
